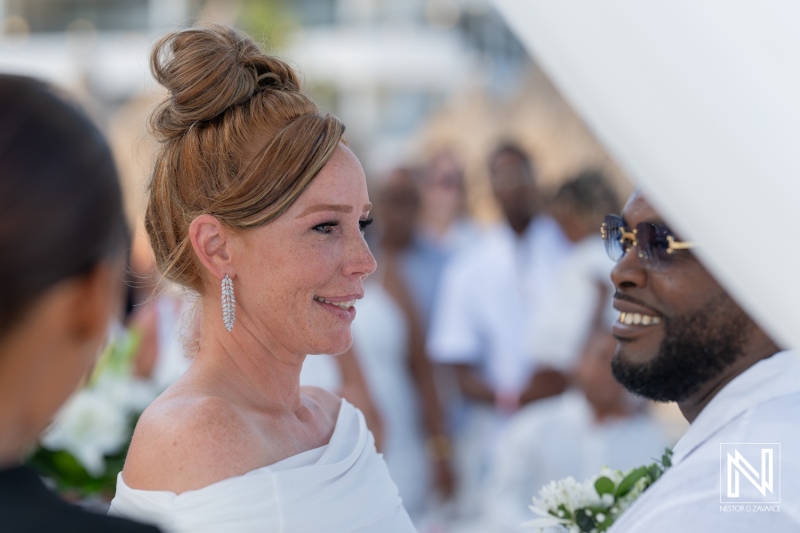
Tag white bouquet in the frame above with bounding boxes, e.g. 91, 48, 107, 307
524, 449, 672, 532
28, 325, 159, 497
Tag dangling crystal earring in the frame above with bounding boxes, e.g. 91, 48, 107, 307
222, 274, 236, 332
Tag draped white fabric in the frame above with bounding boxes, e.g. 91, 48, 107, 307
493, 0, 800, 348
109, 400, 415, 533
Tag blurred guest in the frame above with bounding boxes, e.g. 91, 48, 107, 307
417, 150, 475, 251
303, 167, 455, 521
483, 330, 672, 532
529, 169, 621, 372
0, 75, 160, 532
403, 151, 479, 328
427, 143, 573, 516
366, 168, 455, 515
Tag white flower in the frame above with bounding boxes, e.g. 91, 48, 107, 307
93, 373, 158, 413
41, 388, 130, 477
533, 476, 605, 515
522, 505, 576, 532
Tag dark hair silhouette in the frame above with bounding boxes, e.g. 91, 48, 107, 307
553, 168, 620, 219
0, 74, 129, 338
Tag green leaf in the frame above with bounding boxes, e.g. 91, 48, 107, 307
595, 476, 615, 496
575, 509, 597, 532
550, 503, 573, 521
615, 467, 647, 498
646, 464, 663, 483
662, 449, 673, 468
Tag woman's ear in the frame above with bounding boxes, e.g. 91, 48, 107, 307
188, 214, 234, 281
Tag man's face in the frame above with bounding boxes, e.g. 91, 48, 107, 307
489, 151, 536, 221
610, 191, 754, 402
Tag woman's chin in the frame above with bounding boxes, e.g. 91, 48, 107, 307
307, 332, 352, 356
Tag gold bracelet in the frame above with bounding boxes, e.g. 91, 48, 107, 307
427, 434, 451, 461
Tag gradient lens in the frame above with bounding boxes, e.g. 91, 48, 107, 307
636, 222, 674, 270
602, 214, 625, 261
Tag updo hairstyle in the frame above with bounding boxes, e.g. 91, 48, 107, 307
145, 25, 345, 292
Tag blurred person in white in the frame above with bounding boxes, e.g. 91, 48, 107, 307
403, 150, 479, 329
604, 191, 799, 531
528, 169, 621, 373
303, 167, 455, 523
426, 143, 573, 517
109, 26, 415, 532
483, 330, 671, 532
0, 74, 161, 533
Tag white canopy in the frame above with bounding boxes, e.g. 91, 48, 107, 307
493, 0, 800, 348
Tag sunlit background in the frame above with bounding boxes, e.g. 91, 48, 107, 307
3, 3, 687, 531
0, 0, 631, 229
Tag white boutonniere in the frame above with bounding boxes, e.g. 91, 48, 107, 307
524, 449, 672, 532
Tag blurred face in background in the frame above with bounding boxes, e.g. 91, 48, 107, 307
421, 152, 466, 227
489, 149, 537, 228
376, 168, 421, 250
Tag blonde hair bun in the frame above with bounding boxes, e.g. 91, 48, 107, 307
150, 24, 301, 140
145, 24, 345, 293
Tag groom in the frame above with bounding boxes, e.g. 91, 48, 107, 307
605, 190, 799, 531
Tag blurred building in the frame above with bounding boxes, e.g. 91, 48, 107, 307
0, 0, 529, 176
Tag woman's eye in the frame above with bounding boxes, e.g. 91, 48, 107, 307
359, 218, 374, 233
313, 221, 338, 234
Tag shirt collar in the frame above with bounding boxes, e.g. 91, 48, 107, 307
671, 349, 800, 465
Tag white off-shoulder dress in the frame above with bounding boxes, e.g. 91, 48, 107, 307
109, 400, 416, 533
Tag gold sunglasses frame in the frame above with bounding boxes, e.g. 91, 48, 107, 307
600, 221, 697, 258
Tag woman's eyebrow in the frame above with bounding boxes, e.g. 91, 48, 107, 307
296, 203, 372, 217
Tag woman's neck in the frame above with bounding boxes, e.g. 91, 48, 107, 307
189, 303, 307, 413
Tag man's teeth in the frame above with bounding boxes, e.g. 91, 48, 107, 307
314, 296, 355, 309
618, 312, 661, 326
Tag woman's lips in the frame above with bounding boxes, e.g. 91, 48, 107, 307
313, 295, 359, 320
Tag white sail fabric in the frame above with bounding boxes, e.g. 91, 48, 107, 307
493, 0, 800, 348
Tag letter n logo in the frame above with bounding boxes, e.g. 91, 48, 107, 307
720, 443, 781, 504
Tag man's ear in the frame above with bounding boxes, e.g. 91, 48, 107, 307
188, 214, 234, 281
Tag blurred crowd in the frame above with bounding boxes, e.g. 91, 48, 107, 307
124, 140, 682, 531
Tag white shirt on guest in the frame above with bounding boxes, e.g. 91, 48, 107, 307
609, 350, 800, 532
427, 217, 572, 393
484, 390, 672, 532
528, 236, 616, 372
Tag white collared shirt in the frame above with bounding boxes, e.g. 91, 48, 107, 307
610, 350, 800, 532
426, 217, 572, 392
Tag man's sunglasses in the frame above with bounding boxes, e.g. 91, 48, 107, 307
600, 214, 697, 270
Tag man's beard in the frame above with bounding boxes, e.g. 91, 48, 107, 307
611, 294, 750, 402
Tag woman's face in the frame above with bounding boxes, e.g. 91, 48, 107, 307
232, 143, 377, 356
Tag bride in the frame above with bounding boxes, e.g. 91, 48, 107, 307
109, 25, 415, 532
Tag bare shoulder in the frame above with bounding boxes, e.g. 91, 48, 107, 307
301, 385, 342, 421
122, 392, 263, 494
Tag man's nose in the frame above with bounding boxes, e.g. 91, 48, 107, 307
610, 244, 647, 290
